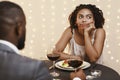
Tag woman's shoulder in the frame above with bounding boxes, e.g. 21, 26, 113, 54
64, 27, 72, 34
96, 28, 105, 34
65, 27, 72, 31
95, 28, 106, 38
63, 27, 73, 38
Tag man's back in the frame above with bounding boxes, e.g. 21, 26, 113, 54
0, 43, 52, 80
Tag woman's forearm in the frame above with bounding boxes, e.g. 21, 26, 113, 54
53, 51, 82, 60
84, 31, 99, 62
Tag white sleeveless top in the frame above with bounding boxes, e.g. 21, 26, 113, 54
69, 29, 103, 64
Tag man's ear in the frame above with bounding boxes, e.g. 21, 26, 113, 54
15, 22, 22, 36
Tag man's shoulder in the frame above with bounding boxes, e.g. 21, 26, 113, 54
0, 46, 44, 69
13, 53, 43, 66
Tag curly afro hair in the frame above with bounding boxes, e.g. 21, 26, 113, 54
69, 4, 105, 29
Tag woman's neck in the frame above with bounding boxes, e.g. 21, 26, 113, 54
74, 29, 85, 45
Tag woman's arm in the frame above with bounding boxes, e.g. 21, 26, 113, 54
55, 27, 72, 52
84, 28, 106, 62
54, 27, 81, 60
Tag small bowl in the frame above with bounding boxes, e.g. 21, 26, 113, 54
91, 70, 102, 78
86, 75, 94, 80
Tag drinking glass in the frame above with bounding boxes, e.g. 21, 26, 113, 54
68, 59, 83, 72
86, 62, 102, 80
91, 69, 102, 78
47, 45, 60, 77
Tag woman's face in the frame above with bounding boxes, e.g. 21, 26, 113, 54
76, 8, 94, 30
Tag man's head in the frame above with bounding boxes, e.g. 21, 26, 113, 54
0, 1, 26, 50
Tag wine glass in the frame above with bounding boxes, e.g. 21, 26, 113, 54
68, 59, 83, 72
47, 53, 60, 77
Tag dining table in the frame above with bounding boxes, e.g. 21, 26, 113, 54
44, 60, 120, 80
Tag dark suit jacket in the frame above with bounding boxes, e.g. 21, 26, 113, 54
0, 43, 53, 80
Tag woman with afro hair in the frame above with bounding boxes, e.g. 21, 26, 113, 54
53, 4, 106, 64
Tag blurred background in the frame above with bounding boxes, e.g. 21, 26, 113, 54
1, 0, 120, 74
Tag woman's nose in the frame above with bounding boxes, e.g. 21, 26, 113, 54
82, 18, 87, 22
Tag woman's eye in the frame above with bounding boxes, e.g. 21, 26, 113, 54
87, 16, 92, 19
79, 16, 83, 19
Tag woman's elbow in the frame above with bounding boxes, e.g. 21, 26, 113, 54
89, 57, 99, 63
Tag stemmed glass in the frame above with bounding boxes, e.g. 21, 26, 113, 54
86, 62, 102, 80
47, 45, 60, 77
90, 63, 102, 78
68, 59, 83, 72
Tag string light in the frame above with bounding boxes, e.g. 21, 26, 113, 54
107, 12, 110, 15
116, 60, 119, 63
117, 23, 120, 26
50, 0, 55, 2
118, 9, 120, 13
108, 51, 111, 54
107, 5, 111, 8
63, 1, 67, 5
110, 56, 114, 60
51, 5, 55, 9
41, 12, 45, 15
118, 43, 120, 46
42, 18, 46, 22
42, 0, 46, 2
40, 5, 44, 9
28, 3, 32, 7
117, 16, 120, 19
96, 0, 100, 2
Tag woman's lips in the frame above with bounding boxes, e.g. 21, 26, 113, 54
80, 24, 89, 28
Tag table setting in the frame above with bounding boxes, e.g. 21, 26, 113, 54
55, 59, 90, 71
44, 59, 120, 80
45, 45, 120, 80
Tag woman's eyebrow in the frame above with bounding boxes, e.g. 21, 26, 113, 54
78, 13, 93, 16
86, 14, 93, 16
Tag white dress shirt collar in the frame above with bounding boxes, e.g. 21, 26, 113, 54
0, 40, 19, 54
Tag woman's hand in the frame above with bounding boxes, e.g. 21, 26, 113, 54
53, 49, 82, 60
84, 22, 95, 35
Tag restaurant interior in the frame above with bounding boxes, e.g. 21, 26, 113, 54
4, 0, 120, 75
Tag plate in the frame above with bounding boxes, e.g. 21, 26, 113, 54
55, 60, 91, 71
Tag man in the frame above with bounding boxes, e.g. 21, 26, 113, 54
0, 1, 52, 80
0, 1, 86, 80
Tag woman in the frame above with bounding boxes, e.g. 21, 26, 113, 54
54, 4, 106, 64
